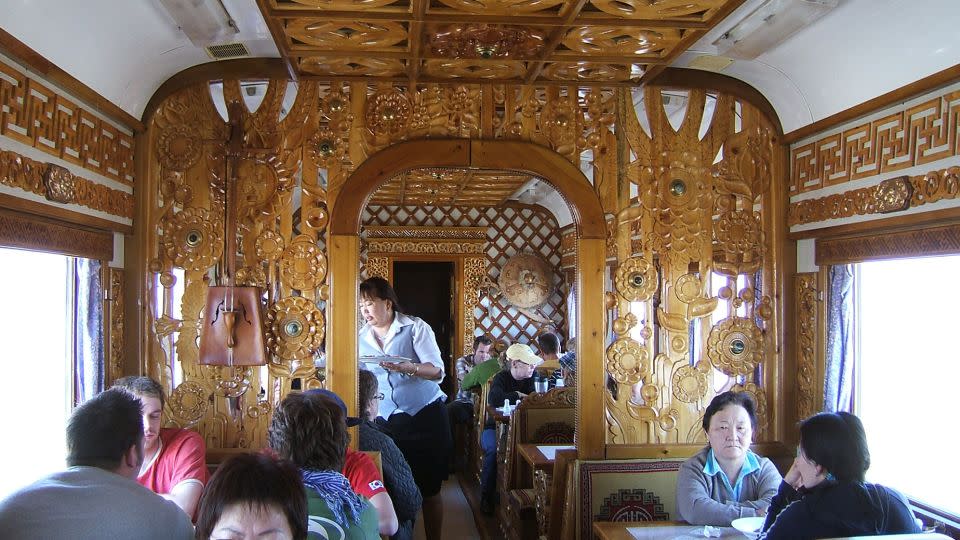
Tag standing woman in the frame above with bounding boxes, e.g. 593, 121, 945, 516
760, 412, 920, 539
358, 276, 451, 540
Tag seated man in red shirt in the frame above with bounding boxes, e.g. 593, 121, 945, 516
113, 376, 207, 519
306, 389, 399, 537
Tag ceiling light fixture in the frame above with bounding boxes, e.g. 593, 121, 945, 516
713, 0, 839, 60
159, 0, 239, 47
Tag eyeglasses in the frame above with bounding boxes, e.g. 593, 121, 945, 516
374, 393, 385, 400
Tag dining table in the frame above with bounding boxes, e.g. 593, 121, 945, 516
593, 520, 744, 540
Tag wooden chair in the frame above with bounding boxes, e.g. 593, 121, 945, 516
499, 387, 576, 540
546, 448, 578, 540
472, 379, 493, 483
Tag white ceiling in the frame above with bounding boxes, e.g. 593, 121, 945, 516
0, 0, 278, 119
0, 0, 957, 132
674, 0, 960, 134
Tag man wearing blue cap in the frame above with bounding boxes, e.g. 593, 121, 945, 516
305, 389, 399, 537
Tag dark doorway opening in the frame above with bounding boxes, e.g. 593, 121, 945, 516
392, 261, 455, 398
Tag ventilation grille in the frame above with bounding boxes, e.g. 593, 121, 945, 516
205, 42, 250, 60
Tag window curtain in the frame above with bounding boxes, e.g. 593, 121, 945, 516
824, 264, 854, 412
74, 258, 104, 404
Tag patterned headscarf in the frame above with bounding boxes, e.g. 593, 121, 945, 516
300, 468, 368, 527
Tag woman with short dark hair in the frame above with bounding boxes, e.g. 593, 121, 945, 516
194, 453, 307, 540
676, 391, 782, 525
358, 276, 451, 540
268, 392, 379, 540
760, 412, 920, 539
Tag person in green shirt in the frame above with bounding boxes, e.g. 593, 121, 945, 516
269, 391, 380, 540
460, 353, 505, 392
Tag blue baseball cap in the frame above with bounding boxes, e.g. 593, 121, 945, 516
303, 389, 362, 427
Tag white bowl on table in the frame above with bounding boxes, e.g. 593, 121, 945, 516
731, 516, 765, 539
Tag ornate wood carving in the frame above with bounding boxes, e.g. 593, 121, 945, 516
790, 84, 960, 195
365, 225, 486, 240
364, 256, 390, 280
0, 59, 135, 184
789, 166, 960, 227
0, 149, 134, 218
260, 0, 739, 84
463, 256, 486, 356
108, 268, 125, 384
816, 223, 960, 265
0, 209, 113, 260
795, 273, 819, 423
366, 239, 486, 254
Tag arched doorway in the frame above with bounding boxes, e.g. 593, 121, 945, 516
328, 139, 607, 458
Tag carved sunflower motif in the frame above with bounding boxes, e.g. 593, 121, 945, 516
715, 210, 761, 255
161, 208, 223, 272
279, 235, 327, 291
308, 129, 345, 168
614, 256, 657, 302
672, 364, 707, 404
267, 296, 325, 361
157, 125, 202, 171
605, 338, 649, 385
255, 230, 285, 261
365, 88, 413, 138
166, 381, 209, 425
706, 317, 763, 377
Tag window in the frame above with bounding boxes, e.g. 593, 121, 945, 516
0, 247, 104, 500
854, 254, 960, 518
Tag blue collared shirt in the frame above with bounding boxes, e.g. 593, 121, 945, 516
703, 448, 761, 501
359, 312, 445, 418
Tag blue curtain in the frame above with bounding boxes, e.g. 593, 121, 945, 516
824, 264, 854, 412
75, 258, 104, 404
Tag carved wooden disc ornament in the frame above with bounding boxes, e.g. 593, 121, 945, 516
267, 296, 325, 361
161, 208, 223, 272
498, 252, 553, 309
428, 24, 546, 59
605, 337, 649, 385
615, 256, 657, 302
157, 125, 202, 172
279, 235, 327, 291
706, 316, 763, 377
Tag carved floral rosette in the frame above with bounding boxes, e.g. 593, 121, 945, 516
605, 338, 649, 385
157, 124, 202, 172
166, 381, 210, 426
615, 256, 657, 302
713, 210, 762, 276
267, 296, 325, 361
671, 363, 708, 404
42, 164, 76, 204
706, 316, 763, 377
279, 235, 327, 291
161, 207, 224, 272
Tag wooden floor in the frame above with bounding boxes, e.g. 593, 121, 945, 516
404, 465, 508, 540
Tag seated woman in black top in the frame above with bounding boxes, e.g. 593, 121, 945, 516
761, 411, 920, 539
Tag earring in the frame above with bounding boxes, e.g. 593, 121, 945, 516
825, 472, 836, 481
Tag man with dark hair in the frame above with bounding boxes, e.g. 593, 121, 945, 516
268, 391, 379, 539
536, 332, 563, 371
304, 388, 399, 537
0, 388, 193, 539
448, 335, 494, 425
113, 375, 208, 519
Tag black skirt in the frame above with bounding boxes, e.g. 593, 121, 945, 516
378, 398, 452, 497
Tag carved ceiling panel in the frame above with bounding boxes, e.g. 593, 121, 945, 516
259, 0, 745, 84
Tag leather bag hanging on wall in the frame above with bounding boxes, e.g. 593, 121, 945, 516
198, 101, 268, 366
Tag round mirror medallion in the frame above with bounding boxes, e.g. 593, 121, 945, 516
284, 320, 303, 338
730, 338, 745, 356
185, 230, 203, 247
669, 179, 687, 196
631, 273, 644, 287
317, 140, 334, 156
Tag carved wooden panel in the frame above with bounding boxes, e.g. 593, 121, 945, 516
607, 87, 781, 445
795, 273, 820, 423
0, 209, 113, 260
816, 224, 960, 265
0, 58, 135, 184
0, 148, 134, 218
790, 85, 960, 195
260, 0, 741, 84
789, 166, 960, 227
107, 268, 125, 385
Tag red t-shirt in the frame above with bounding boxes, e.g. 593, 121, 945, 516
138, 428, 208, 497
342, 448, 386, 500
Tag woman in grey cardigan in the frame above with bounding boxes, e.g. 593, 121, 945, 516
676, 391, 782, 526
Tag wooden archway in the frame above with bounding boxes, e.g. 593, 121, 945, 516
328, 139, 607, 458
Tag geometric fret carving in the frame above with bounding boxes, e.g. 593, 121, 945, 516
0, 59, 135, 184
795, 273, 819, 423
815, 223, 960, 265
790, 85, 960, 195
